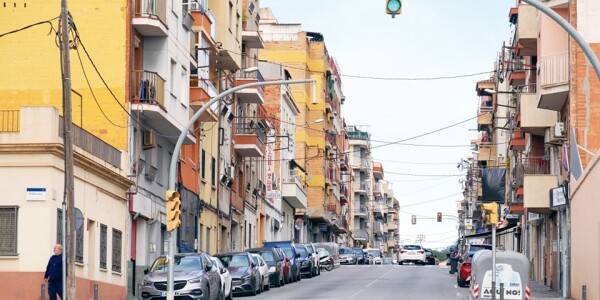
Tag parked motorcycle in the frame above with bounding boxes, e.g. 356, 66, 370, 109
319, 255, 334, 271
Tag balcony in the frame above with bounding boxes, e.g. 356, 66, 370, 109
538, 52, 569, 111
133, 0, 168, 36
132, 71, 194, 144
541, 0, 569, 9
520, 93, 557, 135
509, 66, 526, 86
373, 162, 384, 180
387, 222, 397, 231
339, 184, 348, 205
233, 117, 266, 157
281, 169, 308, 209
234, 70, 265, 104
325, 167, 337, 186
333, 217, 348, 234
339, 154, 348, 171
353, 205, 368, 218
242, 30, 265, 49
516, 4, 538, 56
189, 78, 218, 122
373, 202, 384, 216
353, 229, 369, 241
387, 239, 397, 248
348, 130, 369, 148
373, 221, 384, 236
325, 131, 337, 150
474, 146, 496, 162
354, 182, 368, 195
509, 129, 526, 151
524, 174, 556, 213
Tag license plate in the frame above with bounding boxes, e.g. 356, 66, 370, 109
160, 291, 181, 296
409, 251, 415, 255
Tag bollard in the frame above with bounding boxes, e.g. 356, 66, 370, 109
582, 285, 587, 300
499, 283, 504, 300
94, 283, 98, 300
41, 284, 45, 300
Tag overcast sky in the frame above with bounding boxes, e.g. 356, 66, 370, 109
260, 0, 515, 249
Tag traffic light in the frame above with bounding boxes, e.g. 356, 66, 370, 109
166, 190, 181, 231
386, 0, 402, 18
437, 212, 442, 222
481, 202, 498, 225
411, 214, 416, 225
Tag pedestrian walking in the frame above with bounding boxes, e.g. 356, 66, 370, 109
44, 244, 64, 300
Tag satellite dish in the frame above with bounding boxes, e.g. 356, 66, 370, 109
294, 219, 303, 230
74, 208, 84, 230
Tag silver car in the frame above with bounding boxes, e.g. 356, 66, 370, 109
141, 253, 222, 300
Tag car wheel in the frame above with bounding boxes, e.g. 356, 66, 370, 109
258, 278, 263, 294
457, 276, 467, 288
226, 285, 233, 300
398, 261, 403, 265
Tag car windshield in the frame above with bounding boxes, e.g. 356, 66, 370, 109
468, 245, 492, 257
282, 247, 294, 258
218, 255, 250, 268
403, 245, 422, 251
210, 258, 224, 269
339, 248, 353, 255
352, 248, 363, 255
250, 255, 259, 265
259, 251, 275, 262
297, 247, 308, 258
151, 256, 201, 272
367, 249, 381, 257
305, 245, 314, 253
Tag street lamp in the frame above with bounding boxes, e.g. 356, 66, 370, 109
165, 78, 316, 300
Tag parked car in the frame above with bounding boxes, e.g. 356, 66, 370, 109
274, 247, 292, 284
141, 252, 222, 300
295, 244, 315, 278
210, 256, 233, 300
246, 247, 285, 287
398, 244, 426, 265
250, 253, 271, 292
365, 248, 383, 264
457, 244, 493, 287
298, 243, 321, 276
262, 241, 302, 282
214, 252, 261, 296
339, 247, 357, 265
352, 247, 365, 264
423, 249, 437, 265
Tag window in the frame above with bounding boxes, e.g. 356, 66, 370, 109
211, 157, 216, 186
76, 219, 84, 263
0, 206, 18, 255
201, 149, 206, 180
198, 224, 204, 251
206, 227, 211, 253
170, 59, 177, 98
56, 209, 63, 245
112, 229, 122, 272
100, 224, 107, 269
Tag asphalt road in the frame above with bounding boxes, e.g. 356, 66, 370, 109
244, 263, 470, 300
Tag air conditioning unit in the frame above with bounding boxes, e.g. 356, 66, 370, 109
142, 130, 156, 149
554, 122, 565, 138
545, 123, 566, 145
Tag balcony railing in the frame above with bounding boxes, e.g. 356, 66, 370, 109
134, 0, 167, 24
133, 70, 165, 107
517, 157, 551, 175
0, 110, 19, 132
348, 130, 369, 140
354, 205, 368, 214
235, 117, 266, 141
540, 52, 569, 87
479, 95, 493, 112
59, 117, 121, 168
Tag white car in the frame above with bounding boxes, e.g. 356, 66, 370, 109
251, 253, 271, 292
364, 248, 383, 265
210, 256, 233, 300
398, 244, 426, 265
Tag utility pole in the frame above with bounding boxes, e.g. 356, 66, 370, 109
59, 0, 76, 299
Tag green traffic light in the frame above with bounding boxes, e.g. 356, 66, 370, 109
387, 0, 402, 13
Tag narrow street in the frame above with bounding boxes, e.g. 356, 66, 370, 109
251, 264, 465, 300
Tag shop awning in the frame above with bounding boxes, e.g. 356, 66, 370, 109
465, 223, 518, 239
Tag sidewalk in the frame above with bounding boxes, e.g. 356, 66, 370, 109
529, 281, 569, 300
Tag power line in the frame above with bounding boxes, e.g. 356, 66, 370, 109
395, 177, 457, 197
372, 158, 458, 165
0, 17, 59, 38
400, 192, 462, 208
385, 171, 463, 177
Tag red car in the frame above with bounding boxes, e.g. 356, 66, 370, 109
456, 244, 492, 287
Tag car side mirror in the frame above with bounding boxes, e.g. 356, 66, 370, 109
205, 265, 212, 272
252, 263, 257, 268
143, 268, 149, 275
308, 253, 312, 257
296, 253, 301, 258
220, 268, 227, 274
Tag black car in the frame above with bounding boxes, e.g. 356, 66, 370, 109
246, 247, 285, 287
214, 252, 261, 296
298, 243, 320, 276
295, 244, 314, 278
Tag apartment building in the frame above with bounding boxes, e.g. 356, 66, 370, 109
259, 8, 347, 244
260, 62, 307, 243
0, 1, 133, 298
348, 126, 373, 248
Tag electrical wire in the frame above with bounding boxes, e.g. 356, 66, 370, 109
395, 177, 457, 197
372, 158, 459, 165
385, 171, 463, 177
401, 192, 463, 208
0, 17, 59, 38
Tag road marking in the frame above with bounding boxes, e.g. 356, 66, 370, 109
349, 289, 364, 298
365, 268, 394, 287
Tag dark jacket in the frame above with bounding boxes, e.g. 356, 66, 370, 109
44, 254, 63, 281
